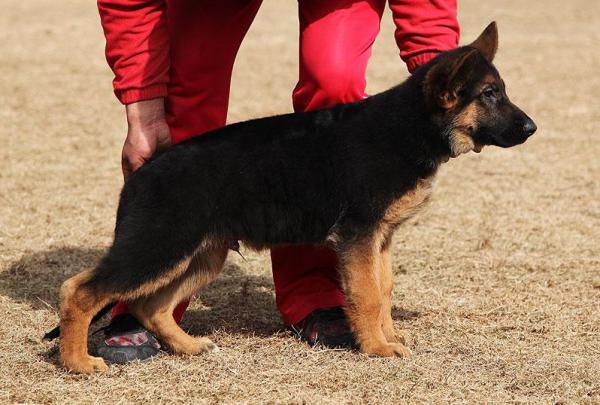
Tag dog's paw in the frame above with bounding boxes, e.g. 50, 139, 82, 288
383, 327, 409, 345
388, 342, 412, 357
63, 355, 109, 374
184, 337, 219, 354
171, 336, 219, 355
196, 337, 219, 354
362, 342, 412, 358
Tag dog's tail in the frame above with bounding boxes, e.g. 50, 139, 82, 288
42, 302, 116, 341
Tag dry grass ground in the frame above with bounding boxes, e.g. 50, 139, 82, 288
1, 0, 599, 403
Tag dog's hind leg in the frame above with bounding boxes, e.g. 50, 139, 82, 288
59, 244, 201, 373
339, 236, 411, 358
59, 269, 113, 373
128, 244, 228, 355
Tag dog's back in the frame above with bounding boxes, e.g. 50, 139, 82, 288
115, 88, 434, 253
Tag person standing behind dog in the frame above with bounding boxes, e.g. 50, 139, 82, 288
96, 0, 459, 363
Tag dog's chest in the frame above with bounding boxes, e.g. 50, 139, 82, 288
382, 176, 435, 229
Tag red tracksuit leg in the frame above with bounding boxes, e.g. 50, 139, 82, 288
112, 0, 263, 321
272, 0, 386, 325
113, 0, 386, 325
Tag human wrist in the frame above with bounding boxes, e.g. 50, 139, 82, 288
126, 98, 166, 129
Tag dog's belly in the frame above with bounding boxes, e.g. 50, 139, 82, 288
230, 203, 336, 247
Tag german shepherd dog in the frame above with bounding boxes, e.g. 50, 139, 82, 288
47, 22, 536, 373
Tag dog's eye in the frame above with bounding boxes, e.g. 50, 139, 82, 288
482, 87, 497, 98
483, 88, 495, 97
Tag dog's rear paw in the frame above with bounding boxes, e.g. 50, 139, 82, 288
63, 355, 109, 374
362, 342, 412, 358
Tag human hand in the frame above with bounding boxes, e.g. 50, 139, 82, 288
122, 98, 171, 180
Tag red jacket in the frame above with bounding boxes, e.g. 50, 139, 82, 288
98, 0, 459, 105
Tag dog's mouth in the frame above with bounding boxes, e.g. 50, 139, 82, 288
491, 134, 528, 148
476, 129, 528, 149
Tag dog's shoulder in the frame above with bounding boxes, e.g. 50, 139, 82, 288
383, 176, 435, 226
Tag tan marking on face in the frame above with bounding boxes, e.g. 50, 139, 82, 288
482, 74, 497, 87
439, 91, 458, 109
448, 102, 481, 157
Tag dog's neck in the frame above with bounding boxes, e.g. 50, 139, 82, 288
364, 78, 452, 172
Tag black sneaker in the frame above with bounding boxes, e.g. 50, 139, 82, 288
95, 314, 161, 364
289, 307, 358, 350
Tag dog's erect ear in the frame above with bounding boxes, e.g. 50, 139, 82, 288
425, 48, 479, 109
468, 22, 498, 62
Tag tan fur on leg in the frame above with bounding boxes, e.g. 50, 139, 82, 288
59, 270, 112, 373
341, 237, 410, 357
58, 242, 216, 373
378, 243, 407, 345
129, 245, 228, 355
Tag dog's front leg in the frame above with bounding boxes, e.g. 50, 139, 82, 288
379, 241, 408, 345
340, 236, 411, 357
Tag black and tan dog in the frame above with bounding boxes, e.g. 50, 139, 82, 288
47, 22, 536, 373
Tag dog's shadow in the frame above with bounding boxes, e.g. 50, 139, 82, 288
1, 247, 422, 365
0, 247, 282, 339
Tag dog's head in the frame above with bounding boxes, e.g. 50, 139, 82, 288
422, 22, 537, 157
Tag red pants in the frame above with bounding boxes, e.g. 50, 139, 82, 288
113, 0, 387, 325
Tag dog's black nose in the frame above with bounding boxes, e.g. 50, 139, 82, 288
523, 119, 537, 137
